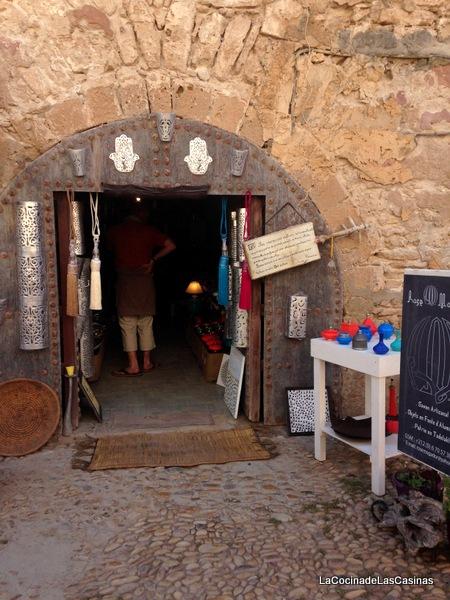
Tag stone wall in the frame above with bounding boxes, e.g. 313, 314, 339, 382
1, 0, 449, 325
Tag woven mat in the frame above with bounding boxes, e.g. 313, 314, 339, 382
87, 428, 271, 471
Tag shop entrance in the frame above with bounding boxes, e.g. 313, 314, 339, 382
54, 189, 264, 433
1, 115, 343, 431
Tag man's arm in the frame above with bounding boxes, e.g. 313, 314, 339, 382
143, 238, 176, 273
153, 238, 176, 262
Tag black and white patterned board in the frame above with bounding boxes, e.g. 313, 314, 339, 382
223, 347, 245, 418
216, 354, 229, 388
287, 388, 330, 435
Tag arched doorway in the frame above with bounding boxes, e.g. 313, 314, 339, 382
0, 115, 343, 426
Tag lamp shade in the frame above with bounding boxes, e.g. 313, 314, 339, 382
185, 280, 203, 295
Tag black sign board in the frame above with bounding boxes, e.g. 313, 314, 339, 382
398, 269, 450, 476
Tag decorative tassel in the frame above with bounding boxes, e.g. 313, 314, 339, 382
218, 252, 229, 307
89, 192, 102, 310
239, 191, 252, 310
239, 262, 252, 310
90, 253, 102, 310
217, 199, 229, 307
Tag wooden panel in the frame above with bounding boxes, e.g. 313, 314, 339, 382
244, 196, 263, 422
263, 185, 343, 425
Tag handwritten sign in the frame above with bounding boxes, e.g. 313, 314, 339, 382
398, 269, 450, 476
243, 222, 320, 280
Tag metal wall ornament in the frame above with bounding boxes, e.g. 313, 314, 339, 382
184, 137, 213, 175
286, 292, 308, 339
71, 200, 86, 256
237, 207, 246, 263
109, 134, 140, 172
231, 266, 248, 348
156, 112, 175, 142
16, 201, 48, 350
68, 148, 87, 177
230, 148, 248, 177
77, 260, 95, 379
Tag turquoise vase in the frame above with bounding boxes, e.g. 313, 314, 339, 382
373, 332, 389, 355
391, 328, 402, 352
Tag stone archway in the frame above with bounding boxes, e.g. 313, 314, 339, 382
0, 115, 343, 425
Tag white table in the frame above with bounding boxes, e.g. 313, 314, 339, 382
311, 337, 402, 496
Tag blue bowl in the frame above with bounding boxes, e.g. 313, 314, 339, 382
337, 333, 352, 345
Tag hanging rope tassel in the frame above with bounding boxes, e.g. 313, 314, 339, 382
66, 190, 79, 317
218, 198, 229, 307
239, 191, 252, 310
89, 192, 102, 310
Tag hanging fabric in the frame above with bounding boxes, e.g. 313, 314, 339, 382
89, 192, 102, 310
66, 189, 79, 317
239, 190, 252, 310
217, 197, 229, 307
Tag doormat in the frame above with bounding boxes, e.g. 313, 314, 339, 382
73, 428, 272, 471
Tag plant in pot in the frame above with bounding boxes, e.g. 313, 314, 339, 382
392, 468, 443, 501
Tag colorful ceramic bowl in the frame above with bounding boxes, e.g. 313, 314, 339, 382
336, 332, 352, 345
321, 328, 339, 341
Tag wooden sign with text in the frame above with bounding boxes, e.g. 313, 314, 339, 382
243, 222, 320, 280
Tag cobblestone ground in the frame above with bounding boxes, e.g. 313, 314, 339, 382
0, 428, 449, 600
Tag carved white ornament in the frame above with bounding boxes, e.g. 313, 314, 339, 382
184, 137, 212, 175
109, 134, 140, 172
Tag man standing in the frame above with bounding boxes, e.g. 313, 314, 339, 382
108, 203, 176, 376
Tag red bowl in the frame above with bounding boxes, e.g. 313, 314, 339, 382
340, 322, 359, 337
321, 328, 339, 341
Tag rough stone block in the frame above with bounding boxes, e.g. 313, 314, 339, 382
172, 80, 212, 120
238, 104, 264, 146
214, 15, 252, 80
85, 86, 122, 127
44, 98, 89, 138
118, 80, 149, 117
329, 129, 415, 185
163, 0, 195, 71
114, 19, 139, 65
191, 13, 226, 68
146, 72, 173, 112
127, 1, 161, 69
261, 0, 306, 41
346, 266, 385, 294
208, 93, 247, 133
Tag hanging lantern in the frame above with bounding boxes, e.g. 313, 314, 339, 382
286, 292, 308, 339
16, 201, 48, 350
71, 200, 86, 256
407, 316, 450, 405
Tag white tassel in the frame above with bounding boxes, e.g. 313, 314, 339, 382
90, 256, 102, 310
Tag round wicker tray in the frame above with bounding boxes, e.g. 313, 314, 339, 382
0, 379, 61, 456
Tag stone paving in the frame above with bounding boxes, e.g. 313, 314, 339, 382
0, 428, 449, 600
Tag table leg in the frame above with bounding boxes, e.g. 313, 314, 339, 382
371, 376, 386, 496
314, 357, 327, 461
364, 374, 371, 416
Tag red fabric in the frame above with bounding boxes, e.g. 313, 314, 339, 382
108, 220, 168, 269
239, 191, 252, 310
